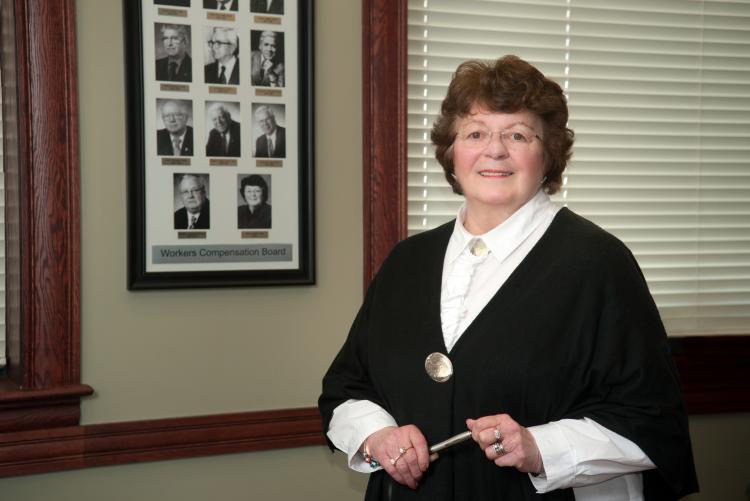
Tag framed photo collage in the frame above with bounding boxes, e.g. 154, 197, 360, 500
125, 0, 314, 289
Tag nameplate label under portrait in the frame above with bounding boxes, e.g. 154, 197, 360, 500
162, 158, 191, 166
158, 8, 188, 17
160, 83, 190, 92
241, 231, 269, 239
209, 159, 238, 167
153, 244, 293, 263
177, 231, 207, 239
256, 159, 283, 168
255, 88, 282, 97
209, 86, 237, 95
254, 16, 282, 25
207, 12, 235, 22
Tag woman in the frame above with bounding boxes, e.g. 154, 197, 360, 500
319, 56, 697, 500
237, 174, 271, 229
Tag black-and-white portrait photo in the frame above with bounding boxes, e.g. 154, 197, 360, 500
155, 0, 190, 6
173, 173, 210, 230
156, 99, 193, 156
250, 30, 284, 88
203, 0, 237, 11
205, 101, 241, 157
252, 103, 285, 158
204, 27, 239, 85
154, 23, 192, 82
237, 174, 272, 229
250, 0, 283, 15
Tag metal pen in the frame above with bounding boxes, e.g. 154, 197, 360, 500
429, 430, 473, 454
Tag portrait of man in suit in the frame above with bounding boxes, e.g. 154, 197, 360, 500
250, 30, 284, 87
250, 0, 283, 15
156, 99, 193, 157
253, 104, 285, 158
204, 27, 239, 85
174, 174, 210, 230
205, 102, 241, 157
203, 0, 237, 10
155, 23, 192, 82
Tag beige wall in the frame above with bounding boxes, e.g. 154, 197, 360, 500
0, 1, 747, 500
78, 0, 363, 424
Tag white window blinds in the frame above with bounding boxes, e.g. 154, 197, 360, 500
407, 0, 750, 337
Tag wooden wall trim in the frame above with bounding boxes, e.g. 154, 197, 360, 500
0, 385, 93, 434
362, 0, 408, 287
671, 336, 750, 415
0, 407, 325, 478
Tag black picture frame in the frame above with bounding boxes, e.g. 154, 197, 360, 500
124, 0, 314, 289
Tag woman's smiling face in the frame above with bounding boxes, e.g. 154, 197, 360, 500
452, 105, 546, 229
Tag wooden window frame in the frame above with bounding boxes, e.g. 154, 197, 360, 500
0, 0, 93, 432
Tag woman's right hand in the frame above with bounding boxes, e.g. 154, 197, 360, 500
364, 425, 432, 490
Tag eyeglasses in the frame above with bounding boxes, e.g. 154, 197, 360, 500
180, 189, 203, 196
208, 40, 233, 48
162, 36, 183, 44
163, 112, 186, 120
455, 124, 542, 151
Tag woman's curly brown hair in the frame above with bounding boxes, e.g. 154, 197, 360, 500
431, 55, 574, 195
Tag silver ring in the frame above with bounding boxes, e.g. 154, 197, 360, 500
494, 428, 502, 441
492, 442, 505, 456
390, 447, 409, 466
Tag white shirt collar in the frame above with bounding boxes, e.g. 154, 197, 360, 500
446, 189, 558, 266
170, 129, 187, 142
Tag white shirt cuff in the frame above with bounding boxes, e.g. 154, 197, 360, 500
528, 418, 655, 493
528, 422, 576, 492
326, 399, 398, 473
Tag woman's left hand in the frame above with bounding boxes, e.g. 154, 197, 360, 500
466, 414, 543, 474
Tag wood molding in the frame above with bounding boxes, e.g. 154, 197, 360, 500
362, 0, 408, 287
0, 385, 94, 433
670, 336, 750, 415
0, 0, 92, 430
0, 407, 325, 478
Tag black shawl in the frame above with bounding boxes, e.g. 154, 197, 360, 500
319, 208, 698, 500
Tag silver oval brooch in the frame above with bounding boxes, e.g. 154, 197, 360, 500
425, 352, 453, 382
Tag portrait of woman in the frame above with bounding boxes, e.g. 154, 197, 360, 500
319, 55, 698, 500
237, 174, 272, 229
